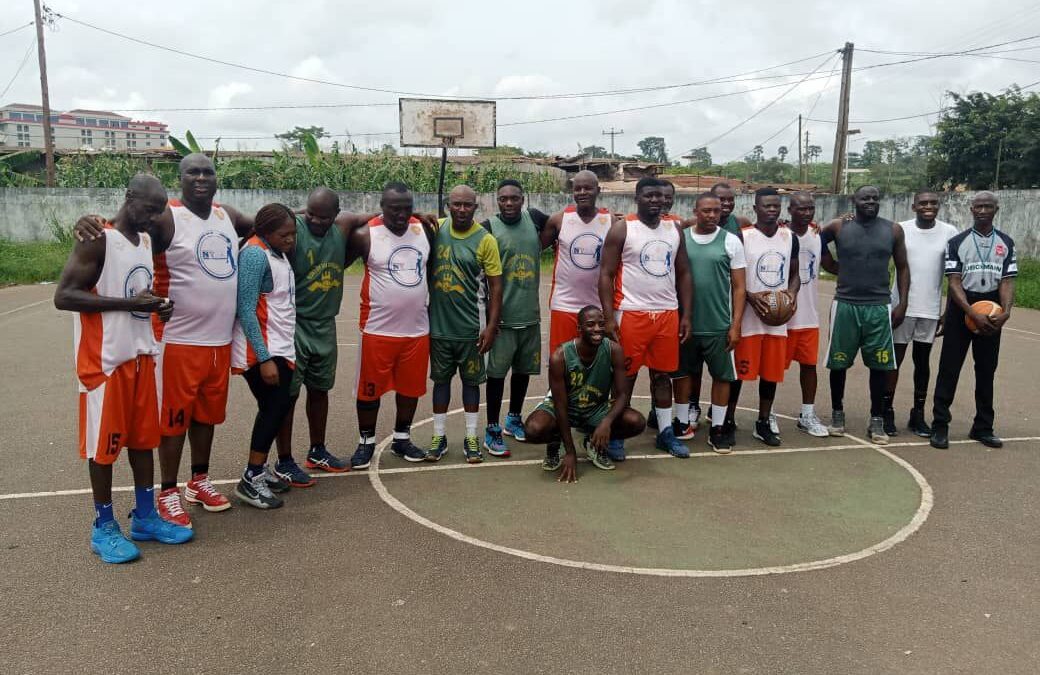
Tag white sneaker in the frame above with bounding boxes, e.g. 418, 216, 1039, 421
797, 412, 830, 438
768, 413, 780, 435
691, 405, 703, 428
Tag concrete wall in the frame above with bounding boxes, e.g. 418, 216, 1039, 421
3, 188, 1038, 257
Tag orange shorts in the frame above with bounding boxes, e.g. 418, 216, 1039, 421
549, 310, 580, 355
79, 355, 159, 465
355, 333, 429, 401
786, 327, 820, 367
157, 342, 231, 436
616, 309, 679, 377
735, 333, 787, 383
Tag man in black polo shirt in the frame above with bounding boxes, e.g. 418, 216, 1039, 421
930, 192, 1017, 449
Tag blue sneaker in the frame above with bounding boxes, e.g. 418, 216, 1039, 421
484, 424, 509, 457
464, 435, 484, 464
390, 438, 427, 462
306, 444, 349, 473
274, 458, 317, 488
426, 435, 448, 462
351, 443, 375, 470
503, 412, 526, 441
656, 426, 689, 458
130, 510, 194, 545
606, 438, 626, 462
91, 520, 140, 564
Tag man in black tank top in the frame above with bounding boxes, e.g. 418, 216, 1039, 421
820, 186, 910, 444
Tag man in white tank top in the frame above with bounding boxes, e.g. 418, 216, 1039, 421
599, 177, 694, 459
55, 174, 192, 563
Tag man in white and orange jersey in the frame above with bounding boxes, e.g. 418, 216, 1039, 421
784, 192, 829, 437
727, 188, 801, 447
347, 182, 434, 470
55, 174, 193, 564
599, 177, 693, 460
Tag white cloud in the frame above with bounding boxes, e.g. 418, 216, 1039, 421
208, 82, 254, 109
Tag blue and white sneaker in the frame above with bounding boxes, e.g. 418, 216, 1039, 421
390, 438, 427, 462
464, 436, 484, 464
274, 458, 317, 488
306, 444, 349, 473
656, 426, 690, 458
484, 424, 509, 457
503, 412, 526, 441
350, 443, 376, 470
91, 520, 140, 564
426, 435, 448, 462
130, 510, 194, 545
606, 438, 626, 462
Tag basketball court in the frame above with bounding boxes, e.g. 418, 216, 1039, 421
3, 277, 1039, 674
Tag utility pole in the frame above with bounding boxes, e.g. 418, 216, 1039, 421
802, 129, 811, 183
33, 0, 56, 187
602, 127, 624, 158
797, 114, 803, 184
994, 135, 1005, 190
830, 42, 854, 193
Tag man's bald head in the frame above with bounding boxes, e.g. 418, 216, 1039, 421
972, 190, 998, 206
179, 153, 214, 174
128, 173, 166, 201
789, 191, 814, 207
303, 186, 340, 231
447, 184, 478, 228
448, 184, 476, 202
124, 173, 168, 232
178, 152, 217, 203
572, 170, 599, 187
571, 170, 600, 209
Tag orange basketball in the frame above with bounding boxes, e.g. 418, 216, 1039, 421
965, 300, 1002, 333
760, 290, 795, 327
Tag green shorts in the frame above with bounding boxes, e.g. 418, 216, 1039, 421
290, 317, 338, 398
487, 325, 542, 378
826, 300, 896, 371
679, 334, 736, 382
534, 394, 608, 434
430, 337, 486, 386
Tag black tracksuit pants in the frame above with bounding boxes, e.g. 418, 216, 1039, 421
932, 297, 1001, 433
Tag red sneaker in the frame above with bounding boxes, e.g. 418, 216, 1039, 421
158, 487, 192, 528
185, 474, 232, 512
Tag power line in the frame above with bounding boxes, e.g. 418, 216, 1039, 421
0, 22, 34, 39
0, 36, 36, 100
728, 116, 800, 164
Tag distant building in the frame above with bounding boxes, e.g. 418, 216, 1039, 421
0, 103, 168, 152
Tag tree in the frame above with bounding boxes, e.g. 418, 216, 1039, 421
685, 146, 712, 169
744, 145, 765, 163
637, 136, 668, 164
777, 145, 788, 163
581, 145, 609, 158
807, 145, 823, 163
275, 126, 329, 150
477, 145, 524, 157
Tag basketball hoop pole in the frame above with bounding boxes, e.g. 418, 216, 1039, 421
437, 143, 448, 218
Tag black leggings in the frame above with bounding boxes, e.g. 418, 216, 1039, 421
242, 357, 294, 456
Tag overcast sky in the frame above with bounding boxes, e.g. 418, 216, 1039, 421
2, 0, 1039, 163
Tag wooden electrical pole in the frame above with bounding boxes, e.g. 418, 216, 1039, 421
33, 0, 55, 187
830, 42, 854, 194
602, 127, 624, 158
797, 114, 803, 184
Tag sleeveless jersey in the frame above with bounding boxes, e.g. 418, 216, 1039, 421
430, 221, 495, 340
549, 206, 612, 312
722, 213, 742, 235
835, 217, 895, 305
153, 200, 238, 346
614, 214, 680, 311
488, 210, 541, 328
684, 227, 732, 336
232, 237, 296, 370
742, 225, 794, 337
75, 225, 159, 392
292, 215, 346, 321
359, 216, 430, 338
561, 338, 613, 418
789, 225, 821, 329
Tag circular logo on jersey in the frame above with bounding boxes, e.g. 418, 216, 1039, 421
569, 233, 604, 270
124, 264, 153, 321
195, 231, 236, 280
755, 251, 787, 288
639, 240, 674, 277
387, 245, 425, 287
799, 249, 817, 285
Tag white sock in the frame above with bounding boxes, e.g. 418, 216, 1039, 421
359, 432, 375, 445
465, 412, 479, 437
801, 403, 815, 418
393, 430, 410, 440
711, 404, 727, 428
433, 413, 447, 436
655, 407, 672, 432
674, 402, 690, 425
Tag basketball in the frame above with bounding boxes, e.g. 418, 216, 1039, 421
759, 290, 795, 326
965, 300, 1002, 333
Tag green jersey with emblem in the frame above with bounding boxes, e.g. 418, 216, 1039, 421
430, 218, 502, 340
487, 210, 541, 328
685, 227, 736, 336
562, 338, 613, 418
291, 215, 347, 320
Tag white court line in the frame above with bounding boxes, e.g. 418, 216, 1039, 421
1004, 326, 1040, 337
0, 299, 49, 319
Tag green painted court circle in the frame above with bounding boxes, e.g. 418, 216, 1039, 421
368, 401, 933, 577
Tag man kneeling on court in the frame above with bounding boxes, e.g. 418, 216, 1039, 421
522, 306, 646, 483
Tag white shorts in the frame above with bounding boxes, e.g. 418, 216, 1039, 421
893, 316, 939, 345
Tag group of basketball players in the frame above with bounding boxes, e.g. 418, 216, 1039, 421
56, 153, 1017, 562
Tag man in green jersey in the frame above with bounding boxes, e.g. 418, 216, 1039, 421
481, 179, 550, 458
711, 182, 752, 235
428, 184, 504, 464
523, 305, 645, 483
673, 193, 747, 453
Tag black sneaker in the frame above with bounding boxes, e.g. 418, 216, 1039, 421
236, 472, 284, 509
882, 408, 898, 436
390, 438, 427, 462
263, 466, 290, 494
721, 418, 737, 447
708, 426, 731, 454
752, 418, 781, 447
350, 442, 376, 470
647, 406, 659, 430
542, 442, 562, 471
907, 409, 932, 438
969, 429, 1004, 448
930, 424, 949, 449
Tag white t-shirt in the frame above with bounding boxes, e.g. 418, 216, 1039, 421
690, 229, 747, 269
891, 219, 958, 319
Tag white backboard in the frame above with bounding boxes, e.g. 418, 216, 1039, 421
399, 98, 497, 149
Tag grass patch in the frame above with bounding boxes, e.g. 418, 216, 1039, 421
1014, 257, 1040, 310
0, 239, 73, 286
